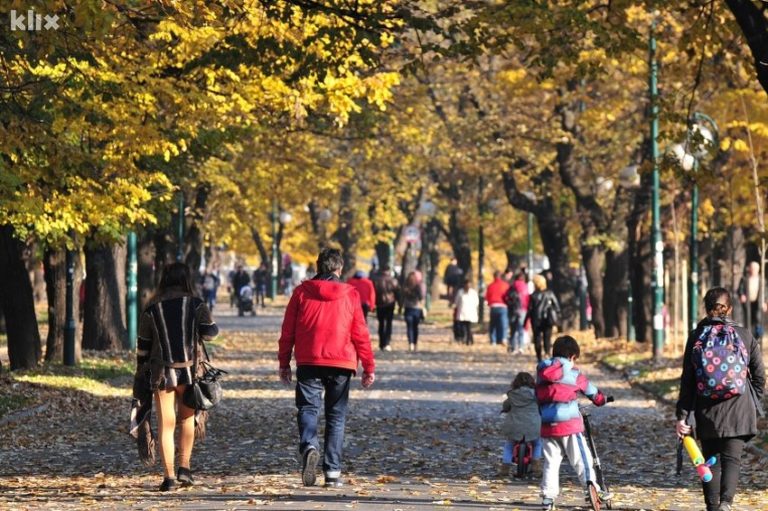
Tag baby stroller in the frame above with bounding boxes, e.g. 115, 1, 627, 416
238, 285, 255, 317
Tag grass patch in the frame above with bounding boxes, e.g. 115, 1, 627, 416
0, 394, 32, 418
603, 351, 650, 369
10, 354, 134, 398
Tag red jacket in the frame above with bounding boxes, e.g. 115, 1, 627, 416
347, 276, 376, 310
278, 279, 375, 374
485, 278, 510, 307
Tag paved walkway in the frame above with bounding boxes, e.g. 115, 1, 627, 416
1, 304, 767, 510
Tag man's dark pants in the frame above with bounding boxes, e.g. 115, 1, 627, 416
376, 303, 395, 349
296, 366, 352, 479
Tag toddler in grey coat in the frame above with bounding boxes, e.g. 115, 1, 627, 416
499, 372, 543, 477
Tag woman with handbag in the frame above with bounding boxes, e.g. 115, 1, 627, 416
136, 262, 219, 491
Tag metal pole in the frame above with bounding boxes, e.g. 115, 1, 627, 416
689, 182, 699, 332
478, 224, 485, 325
650, 19, 665, 359
271, 200, 278, 300
627, 279, 636, 341
127, 232, 138, 351
64, 241, 76, 366
177, 192, 184, 262
477, 176, 485, 325
527, 212, 534, 275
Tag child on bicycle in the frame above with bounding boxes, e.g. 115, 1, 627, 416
536, 335, 607, 511
499, 372, 542, 477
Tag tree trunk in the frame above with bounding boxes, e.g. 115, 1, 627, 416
332, 184, 358, 279
82, 243, 128, 351
603, 249, 629, 338
0, 225, 41, 370
26, 243, 46, 304
536, 213, 578, 329
250, 227, 270, 266
374, 241, 392, 270
138, 231, 156, 311
582, 243, 606, 338
43, 249, 66, 362
184, 184, 209, 284
446, 209, 472, 278
627, 171, 653, 343
725, 0, 768, 95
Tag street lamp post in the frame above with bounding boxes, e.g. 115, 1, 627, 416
271, 200, 278, 300
127, 231, 138, 351
649, 18, 665, 360
527, 212, 534, 276
669, 113, 718, 332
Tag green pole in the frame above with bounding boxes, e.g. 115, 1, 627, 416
527, 212, 534, 274
650, 19, 665, 359
177, 192, 184, 262
689, 183, 699, 332
127, 231, 138, 351
477, 177, 485, 325
627, 279, 636, 341
271, 199, 278, 300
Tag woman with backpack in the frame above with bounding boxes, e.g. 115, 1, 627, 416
526, 274, 560, 362
675, 287, 765, 511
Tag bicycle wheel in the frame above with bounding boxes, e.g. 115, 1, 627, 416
516, 442, 528, 478
587, 482, 601, 511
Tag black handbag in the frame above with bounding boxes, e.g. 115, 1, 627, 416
183, 341, 227, 411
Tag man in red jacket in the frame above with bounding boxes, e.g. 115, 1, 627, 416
278, 248, 376, 489
485, 270, 511, 346
347, 270, 377, 321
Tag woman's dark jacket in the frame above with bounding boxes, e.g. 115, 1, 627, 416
526, 290, 560, 330
676, 317, 765, 440
130, 288, 218, 464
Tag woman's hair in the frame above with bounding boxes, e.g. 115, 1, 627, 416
532, 274, 547, 291
405, 271, 420, 288
317, 248, 344, 275
552, 335, 580, 359
704, 287, 732, 318
512, 372, 535, 389
158, 262, 195, 295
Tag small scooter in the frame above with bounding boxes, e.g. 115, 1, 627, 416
581, 396, 614, 511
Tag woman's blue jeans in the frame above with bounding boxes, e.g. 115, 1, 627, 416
404, 307, 422, 345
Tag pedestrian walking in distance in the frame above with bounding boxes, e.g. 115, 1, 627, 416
372, 265, 399, 351
132, 262, 219, 491
675, 287, 765, 511
347, 270, 376, 321
527, 274, 560, 362
485, 270, 511, 346
278, 248, 376, 488
401, 271, 425, 351
454, 279, 478, 345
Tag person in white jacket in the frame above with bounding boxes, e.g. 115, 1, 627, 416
454, 279, 479, 345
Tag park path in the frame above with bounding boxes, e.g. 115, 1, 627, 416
1, 303, 767, 510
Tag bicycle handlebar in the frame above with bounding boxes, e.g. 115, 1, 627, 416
579, 395, 614, 412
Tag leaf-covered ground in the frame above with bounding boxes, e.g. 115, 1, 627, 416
1, 305, 767, 510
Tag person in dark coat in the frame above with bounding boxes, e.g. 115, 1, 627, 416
133, 263, 219, 491
372, 265, 399, 351
675, 287, 765, 511
526, 274, 560, 362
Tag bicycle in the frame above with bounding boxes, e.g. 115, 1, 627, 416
580, 396, 614, 511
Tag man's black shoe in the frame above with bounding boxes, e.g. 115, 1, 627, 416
302, 447, 319, 486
